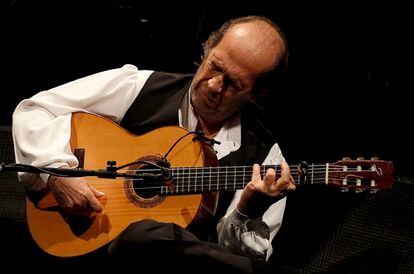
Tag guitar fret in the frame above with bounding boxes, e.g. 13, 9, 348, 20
311, 163, 314, 184
199, 167, 203, 192
234, 166, 237, 189
209, 166, 212, 191
217, 167, 219, 190
225, 166, 228, 190
174, 170, 178, 193
176, 168, 180, 193
180, 168, 184, 193
187, 167, 190, 193
243, 166, 246, 188
194, 167, 197, 192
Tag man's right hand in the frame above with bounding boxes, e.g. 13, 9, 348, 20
48, 176, 105, 217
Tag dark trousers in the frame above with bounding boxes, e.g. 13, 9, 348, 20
108, 219, 265, 273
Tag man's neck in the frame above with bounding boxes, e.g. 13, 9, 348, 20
196, 117, 223, 139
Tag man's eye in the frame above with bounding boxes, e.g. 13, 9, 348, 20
208, 59, 243, 91
229, 79, 242, 91
208, 60, 221, 72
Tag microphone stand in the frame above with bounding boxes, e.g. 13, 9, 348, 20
0, 162, 162, 180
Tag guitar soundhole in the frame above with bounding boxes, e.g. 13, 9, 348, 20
133, 173, 163, 198
123, 159, 166, 208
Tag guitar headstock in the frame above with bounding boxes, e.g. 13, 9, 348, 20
329, 158, 394, 192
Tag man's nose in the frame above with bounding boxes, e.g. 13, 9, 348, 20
207, 74, 224, 93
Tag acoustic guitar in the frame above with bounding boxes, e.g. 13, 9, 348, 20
25, 112, 394, 257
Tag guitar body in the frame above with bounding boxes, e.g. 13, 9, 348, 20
26, 112, 218, 257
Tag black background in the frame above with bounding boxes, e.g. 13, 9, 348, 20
1, 0, 412, 177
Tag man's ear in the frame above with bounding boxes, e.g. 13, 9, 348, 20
194, 54, 204, 67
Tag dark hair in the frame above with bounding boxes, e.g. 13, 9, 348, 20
201, 16, 289, 99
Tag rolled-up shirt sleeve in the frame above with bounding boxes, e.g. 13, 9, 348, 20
217, 208, 270, 261
217, 143, 287, 261
12, 64, 153, 190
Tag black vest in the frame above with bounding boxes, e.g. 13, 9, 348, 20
121, 71, 276, 235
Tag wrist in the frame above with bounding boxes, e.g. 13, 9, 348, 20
237, 194, 264, 219
47, 175, 58, 189
238, 190, 277, 219
46, 164, 69, 189
235, 205, 250, 218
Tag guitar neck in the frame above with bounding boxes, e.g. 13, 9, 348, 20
162, 164, 326, 194
155, 160, 393, 195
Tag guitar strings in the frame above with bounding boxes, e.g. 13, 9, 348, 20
71, 163, 377, 194
78, 167, 375, 195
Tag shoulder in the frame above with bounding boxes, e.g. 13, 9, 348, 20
146, 71, 194, 83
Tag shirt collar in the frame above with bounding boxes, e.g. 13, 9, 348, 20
179, 89, 242, 158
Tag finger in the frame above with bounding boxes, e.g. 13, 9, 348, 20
87, 186, 104, 213
61, 201, 92, 217
280, 161, 291, 181
72, 205, 95, 217
89, 184, 106, 198
264, 168, 276, 185
251, 164, 261, 184
287, 183, 296, 191
88, 197, 103, 213
287, 175, 297, 191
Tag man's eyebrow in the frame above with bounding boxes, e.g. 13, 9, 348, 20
210, 58, 244, 89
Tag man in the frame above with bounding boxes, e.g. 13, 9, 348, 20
13, 16, 295, 273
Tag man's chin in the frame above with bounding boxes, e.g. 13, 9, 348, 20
203, 115, 227, 126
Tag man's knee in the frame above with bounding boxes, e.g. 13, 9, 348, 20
108, 219, 171, 256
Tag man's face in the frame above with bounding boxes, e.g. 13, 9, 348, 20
190, 21, 284, 125
190, 50, 254, 125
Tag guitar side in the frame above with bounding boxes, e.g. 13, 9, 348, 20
26, 112, 209, 257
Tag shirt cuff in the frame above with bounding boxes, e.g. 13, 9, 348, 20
230, 207, 264, 226
39, 162, 70, 187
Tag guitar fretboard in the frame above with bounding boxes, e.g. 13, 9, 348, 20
160, 164, 329, 194
128, 161, 387, 195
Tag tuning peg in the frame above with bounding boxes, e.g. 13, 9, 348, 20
371, 156, 380, 160
342, 157, 351, 160
357, 157, 364, 160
